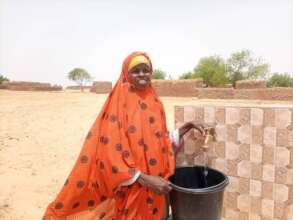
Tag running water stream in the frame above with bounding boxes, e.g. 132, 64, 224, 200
202, 149, 209, 187
199, 127, 215, 187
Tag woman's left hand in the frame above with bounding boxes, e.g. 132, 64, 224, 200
178, 121, 214, 138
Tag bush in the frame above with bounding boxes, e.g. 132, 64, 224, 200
152, 69, 166, 79
267, 73, 293, 87
0, 74, 9, 84
179, 72, 193, 79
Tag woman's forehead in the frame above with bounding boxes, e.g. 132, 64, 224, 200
129, 63, 151, 72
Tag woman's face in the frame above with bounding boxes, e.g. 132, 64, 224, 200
128, 63, 152, 90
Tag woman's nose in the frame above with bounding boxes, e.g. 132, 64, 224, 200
138, 70, 145, 76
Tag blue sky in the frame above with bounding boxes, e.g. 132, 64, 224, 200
0, 0, 292, 86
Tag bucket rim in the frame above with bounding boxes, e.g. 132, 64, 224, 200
169, 165, 229, 195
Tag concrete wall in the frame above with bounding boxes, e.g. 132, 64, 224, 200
90, 81, 112, 93
175, 105, 293, 220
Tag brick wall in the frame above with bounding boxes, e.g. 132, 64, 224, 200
90, 81, 112, 93
175, 105, 293, 220
196, 87, 293, 100
235, 80, 267, 89
66, 85, 92, 90
0, 81, 62, 91
152, 79, 203, 97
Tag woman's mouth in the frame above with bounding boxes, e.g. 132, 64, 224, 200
138, 79, 147, 84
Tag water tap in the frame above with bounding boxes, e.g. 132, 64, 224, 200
202, 127, 216, 149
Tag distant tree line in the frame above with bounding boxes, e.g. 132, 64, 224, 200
178, 49, 293, 88
3, 49, 292, 89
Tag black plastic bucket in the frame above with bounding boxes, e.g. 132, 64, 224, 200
169, 165, 229, 220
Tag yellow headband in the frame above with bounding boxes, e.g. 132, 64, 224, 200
128, 55, 151, 71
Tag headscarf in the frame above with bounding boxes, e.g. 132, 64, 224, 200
127, 55, 151, 71
43, 51, 175, 220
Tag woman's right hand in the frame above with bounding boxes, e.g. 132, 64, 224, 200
137, 173, 171, 195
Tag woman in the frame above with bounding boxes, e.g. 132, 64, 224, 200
43, 51, 205, 220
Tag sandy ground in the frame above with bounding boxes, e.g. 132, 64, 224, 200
1, 90, 293, 220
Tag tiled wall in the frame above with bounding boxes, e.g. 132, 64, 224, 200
174, 105, 293, 220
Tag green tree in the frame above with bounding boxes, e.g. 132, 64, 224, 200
179, 71, 193, 79
67, 68, 92, 92
227, 50, 269, 87
193, 55, 228, 87
267, 73, 293, 87
152, 69, 166, 79
0, 74, 9, 84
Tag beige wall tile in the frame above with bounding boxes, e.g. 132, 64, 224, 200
175, 106, 184, 124
250, 196, 262, 215
225, 208, 239, 220
275, 166, 288, 184
289, 185, 293, 202
289, 129, 293, 147
261, 199, 274, 218
264, 127, 277, 146
204, 106, 215, 124
275, 147, 290, 167
194, 107, 204, 123
239, 144, 250, 160
226, 108, 240, 125
287, 169, 293, 185
215, 141, 226, 158
183, 106, 195, 122
264, 108, 275, 127
227, 160, 238, 176
252, 126, 263, 145
285, 203, 293, 220
263, 146, 275, 164
275, 109, 291, 129
289, 147, 293, 168
262, 181, 274, 199
250, 144, 263, 163
263, 164, 275, 182
239, 177, 250, 194
274, 202, 286, 220
215, 107, 225, 124
227, 176, 239, 192
226, 125, 238, 143
251, 162, 263, 180
240, 108, 251, 125
248, 213, 261, 220
251, 108, 264, 126
250, 179, 262, 197
224, 191, 239, 210
214, 158, 228, 173
238, 161, 251, 178
237, 194, 250, 212
239, 212, 249, 220
277, 129, 289, 147
274, 184, 289, 203
238, 125, 252, 144
226, 142, 239, 160
216, 124, 227, 142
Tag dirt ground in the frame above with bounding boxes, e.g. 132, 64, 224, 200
1, 90, 292, 219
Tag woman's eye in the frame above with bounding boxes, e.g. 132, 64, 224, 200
131, 70, 139, 74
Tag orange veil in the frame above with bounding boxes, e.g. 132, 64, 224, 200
43, 51, 175, 220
